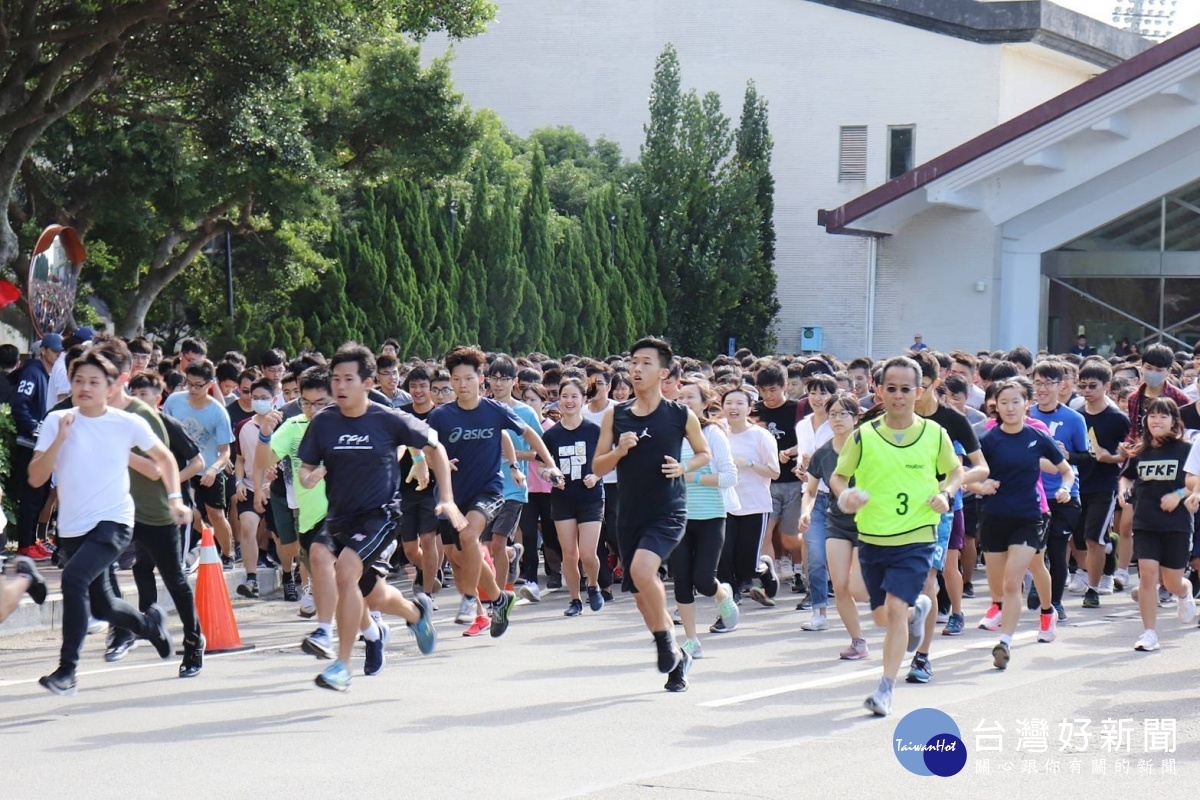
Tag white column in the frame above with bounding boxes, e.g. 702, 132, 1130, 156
998, 249, 1042, 350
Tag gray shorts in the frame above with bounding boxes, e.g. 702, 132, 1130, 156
770, 481, 804, 537
485, 499, 525, 543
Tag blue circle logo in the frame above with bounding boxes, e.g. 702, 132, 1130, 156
892, 708, 967, 777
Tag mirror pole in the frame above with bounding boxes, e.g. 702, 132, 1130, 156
224, 230, 234, 320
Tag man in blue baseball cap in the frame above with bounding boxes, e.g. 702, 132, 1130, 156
10, 333, 62, 560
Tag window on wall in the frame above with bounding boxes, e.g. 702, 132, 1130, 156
838, 125, 867, 182
888, 125, 915, 180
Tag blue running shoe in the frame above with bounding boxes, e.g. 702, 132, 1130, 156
906, 654, 932, 684
363, 622, 390, 676
587, 585, 604, 612
316, 659, 351, 691
409, 594, 438, 655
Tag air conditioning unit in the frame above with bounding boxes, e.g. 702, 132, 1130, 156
800, 326, 824, 352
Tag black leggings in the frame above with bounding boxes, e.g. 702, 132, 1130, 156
520, 492, 555, 583
1046, 533, 1070, 606
598, 482, 621, 590
131, 522, 201, 642
721, 513, 767, 595
671, 517, 724, 604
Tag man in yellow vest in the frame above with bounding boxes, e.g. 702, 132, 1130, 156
831, 356, 970, 717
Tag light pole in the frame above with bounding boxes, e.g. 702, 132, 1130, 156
1112, 0, 1177, 39
608, 213, 618, 266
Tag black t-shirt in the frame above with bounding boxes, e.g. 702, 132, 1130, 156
1121, 439, 1194, 534
1078, 406, 1131, 495
753, 399, 800, 484
226, 399, 254, 431
298, 403, 434, 523
925, 404, 980, 456
613, 399, 689, 525
397, 403, 435, 499
807, 441, 857, 535
542, 419, 604, 505
160, 412, 201, 471
1180, 401, 1200, 431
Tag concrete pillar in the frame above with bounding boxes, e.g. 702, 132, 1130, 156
998, 249, 1042, 350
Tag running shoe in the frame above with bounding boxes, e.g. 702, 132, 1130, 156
1178, 588, 1197, 624
758, 554, 779, 598
716, 583, 740, 631
791, 573, 807, 594
179, 634, 205, 679
301, 629, 334, 659
587, 585, 604, 612
935, 610, 949, 624
1026, 583, 1040, 611
1037, 612, 1057, 643
283, 581, 299, 602
104, 630, 138, 663
796, 596, 813, 611
978, 603, 1002, 631
221, 555, 235, 572
1067, 572, 1088, 595
1134, 630, 1160, 652
942, 612, 965, 636
908, 595, 931, 652
16, 544, 51, 562
709, 617, 732, 634
801, 612, 829, 632
409, 594, 438, 655
1159, 586, 1175, 607
564, 598, 583, 617
363, 621, 390, 676
455, 595, 476, 624
839, 638, 869, 661
86, 617, 106, 635
664, 648, 692, 693
463, 615, 490, 637
601, 589, 614, 602
672, 607, 683, 625
1113, 567, 1129, 592
748, 587, 776, 607
1097, 574, 1115, 595
992, 641, 1011, 670
777, 554, 794, 579
236, 579, 259, 599
39, 667, 77, 696
13, 555, 47, 604
517, 583, 542, 603
681, 637, 703, 659
489, 590, 517, 638
299, 584, 317, 619
1083, 589, 1100, 608
508, 543, 524, 587
863, 688, 892, 717
1053, 602, 1067, 622
656, 636, 681, 674
145, 604, 173, 659
906, 654, 932, 684
961, 582, 975, 599
315, 660, 351, 691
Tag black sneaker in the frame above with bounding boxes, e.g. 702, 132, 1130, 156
104, 629, 138, 663
13, 555, 47, 605
221, 555, 234, 572
757, 555, 779, 598
489, 590, 517, 638
1027, 584, 1040, 610
664, 648, 692, 692
791, 573, 807, 594
796, 596, 813, 611
601, 589, 614, 602
962, 582, 975, 599
283, 582, 299, 602
145, 604, 173, 659
709, 617, 731, 634
179, 634, 205, 679
546, 574, 563, 590
655, 635, 681, 673
1083, 589, 1100, 609
564, 598, 583, 617
236, 580, 260, 599
992, 641, 1011, 670
39, 667, 77, 696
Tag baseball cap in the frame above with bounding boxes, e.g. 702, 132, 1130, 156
40, 333, 63, 352
75, 326, 95, 342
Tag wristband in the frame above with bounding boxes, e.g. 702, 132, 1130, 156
167, 492, 183, 500
1177, 488, 1188, 498
258, 432, 271, 444
693, 472, 701, 485
412, 452, 425, 463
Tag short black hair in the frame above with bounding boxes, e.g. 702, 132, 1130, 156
445, 345, 487, 373
1142, 343, 1175, 370
330, 342, 375, 381
880, 356, 921, 386
1004, 346, 1034, 371
91, 336, 132, 375
1078, 361, 1112, 384
942, 374, 969, 396
299, 366, 332, 393
215, 361, 241, 384
755, 364, 786, 389
179, 338, 207, 357
260, 348, 286, 368
69, 350, 119, 382
376, 353, 400, 372
488, 355, 518, 379
630, 337, 673, 369
129, 370, 163, 393
249, 377, 278, 396
0, 343, 18, 371
184, 358, 215, 382
989, 361, 1019, 382
127, 337, 152, 357
404, 365, 434, 389
1031, 360, 1065, 383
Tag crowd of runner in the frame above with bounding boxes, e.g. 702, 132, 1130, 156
2, 329, 1200, 716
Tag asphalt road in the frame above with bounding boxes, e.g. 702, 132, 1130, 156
2, 574, 1197, 799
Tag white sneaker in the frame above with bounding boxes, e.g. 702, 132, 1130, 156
1097, 575, 1115, 595
1178, 590, 1197, 624
1067, 572, 1088, 594
681, 637, 704, 659
1134, 630, 1160, 652
86, 617, 106, 635
1131, 585, 1139, 602
299, 584, 316, 618
801, 612, 829, 631
455, 595, 476, 624
778, 555, 795, 580
1113, 568, 1130, 591
517, 583, 542, 602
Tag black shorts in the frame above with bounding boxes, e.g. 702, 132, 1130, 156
1134, 528, 1191, 571
1046, 498, 1081, 541
315, 508, 398, 596
1074, 491, 1116, 549
439, 492, 505, 550
961, 494, 980, 538
297, 519, 326, 572
192, 473, 228, 511
485, 499, 524, 543
551, 493, 604, 524
617, 512, 687, 593
399, 495, 439, 542
238, 489, 261, 518
980, 514, 1044, 553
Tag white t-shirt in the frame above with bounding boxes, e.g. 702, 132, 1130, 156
1183, 437, 1200, 476
583, 399, 618, 484
794, 414, 834, 460
48, 355, 70, 410
238, 417, 263, 491
726, 425, 778, 515
35, 407, 159, 537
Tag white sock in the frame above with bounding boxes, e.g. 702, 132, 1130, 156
316, 622, 332, 637
999, 633, 1012, 646
361, 621, 380, 642
370, 610, 383, 624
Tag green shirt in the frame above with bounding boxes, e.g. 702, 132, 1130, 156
834, 416, 958, 546
271, 414, 327, 533
125, 397, 173, 526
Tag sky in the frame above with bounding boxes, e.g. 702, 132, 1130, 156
1055, 0, 1200, 37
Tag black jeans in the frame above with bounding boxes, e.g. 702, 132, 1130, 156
59, 521, 153, 672
671, 517, 725, 604
131, 522, 200, 642
13, 445, 48, 549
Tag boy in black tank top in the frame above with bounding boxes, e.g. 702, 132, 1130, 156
595, 338, 712, 693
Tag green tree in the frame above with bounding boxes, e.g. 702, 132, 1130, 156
521, 145, 554, 351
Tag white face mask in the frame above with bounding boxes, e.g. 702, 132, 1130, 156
252, 399, 273, 415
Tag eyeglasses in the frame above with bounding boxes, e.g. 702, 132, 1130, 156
433, 387, 454, 396
883, 385, 916, 394
1077, 382, 1103, 391
186, 381, 208, 390
300, 399, 332, 411
828, 410, 856, 420
489, 376, 514, 383
378, 370, 399, 378
1032, 380, 1060, 389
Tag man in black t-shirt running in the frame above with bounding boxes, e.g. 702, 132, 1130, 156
595, 337, 711, 693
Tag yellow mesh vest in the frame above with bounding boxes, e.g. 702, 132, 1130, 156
853, 417, 944, 539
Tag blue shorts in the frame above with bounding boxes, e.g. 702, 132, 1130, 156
858, 541, 936, 610
932, 512, 952, 572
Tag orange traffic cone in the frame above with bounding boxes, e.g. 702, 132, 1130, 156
195, 526, 254, 654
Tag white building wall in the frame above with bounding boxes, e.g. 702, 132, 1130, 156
998, 44, 1100, 121
422, 0, 1099, 357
